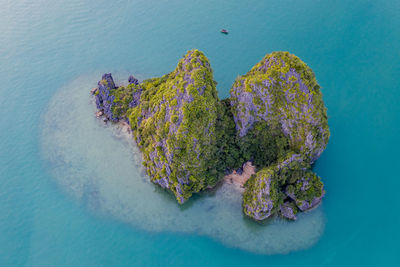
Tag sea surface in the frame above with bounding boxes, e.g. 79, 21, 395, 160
1, 0, 400, 266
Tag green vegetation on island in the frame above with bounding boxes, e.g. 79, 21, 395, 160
93, 50, 330, 220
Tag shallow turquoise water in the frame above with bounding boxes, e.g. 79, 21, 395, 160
1, 0, 400, 266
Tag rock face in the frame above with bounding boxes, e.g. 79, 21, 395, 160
92, 50, 330, 219
95, 73, 142, 123
95, 73, 117, 121
233, 52, 329, 221
279, 202, 297, 220
230, 52, 329, 163
285, 170, 325, 212
243, 153, 325, 220
242, 167, 278, 220
128, 50, 220, 203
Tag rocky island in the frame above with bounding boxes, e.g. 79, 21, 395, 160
92, 50, 330, 221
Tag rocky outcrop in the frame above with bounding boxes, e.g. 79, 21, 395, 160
95, 73, 118, 121
279, 202, 297, 220
230, 52, 329, 221
92, 50, 329, 219
242, 152, 325, 221
230, 52, 329, 164
127, 50, 220, 203
285, 170, 325, 212
242, 167, 278, 220
94, 73, 142, 123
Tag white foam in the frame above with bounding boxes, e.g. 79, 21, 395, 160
40, 74, 325, 254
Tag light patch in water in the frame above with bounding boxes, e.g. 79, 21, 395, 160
41, 74, 325, 254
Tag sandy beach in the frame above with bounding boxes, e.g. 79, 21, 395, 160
223, 162, 256, 191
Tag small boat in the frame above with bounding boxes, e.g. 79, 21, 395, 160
220, 29, 228, 34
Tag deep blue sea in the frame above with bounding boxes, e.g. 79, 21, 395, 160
1, 0, 400, 266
